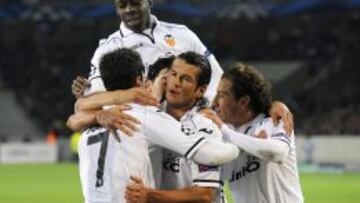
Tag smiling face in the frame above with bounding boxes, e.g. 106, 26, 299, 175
165, 58, 206, 110
115, 0, 151, 32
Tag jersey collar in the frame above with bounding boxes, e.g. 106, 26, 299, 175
160, 101, 199, 122
119, 15, 158, 38
232, 113, 266, 133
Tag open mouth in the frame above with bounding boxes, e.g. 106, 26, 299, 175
125, 15, 141, 24
168, 89, 180, 97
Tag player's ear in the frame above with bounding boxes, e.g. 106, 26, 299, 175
145, 80, 153, 92
196, 85, 207, 99
238, 95, 251, 108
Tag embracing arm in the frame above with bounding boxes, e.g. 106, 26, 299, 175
221, 125, 289, 162
192, 139, 239, 166
145, 110, 239, 166
75, 88, 159, 112
66, 111, 99, 132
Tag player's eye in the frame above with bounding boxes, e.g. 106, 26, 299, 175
118, 3, 127, 9
170, 71, 177, 76
132, 2, 141, 6
182, 75, 193, 83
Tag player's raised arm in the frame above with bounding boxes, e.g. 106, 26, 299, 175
71, 76, 90, 99
66, 111, 99, 132
269, 100, 294, 135
75, 87, 159, 112
144, 108, 239, 166
67, 105, 139, 136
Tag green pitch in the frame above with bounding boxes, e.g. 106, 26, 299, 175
0, 163, 360, 203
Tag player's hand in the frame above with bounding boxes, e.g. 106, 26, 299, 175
125, 176, 149, 203
72, 76, 90, 99
200, 108, 224, 128
255, 130, 268, 139
96, 105, 140, 137
124, 87, 160, 107
269, 101, 294, 136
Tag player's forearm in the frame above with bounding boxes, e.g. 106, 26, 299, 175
75, 90, 128, 112
193, 139, 239, 165
66, 111, 99, 132
147, 187, 214, 203
221, 125, 288, 162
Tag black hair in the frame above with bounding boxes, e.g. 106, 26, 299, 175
222, 63, 272, 115
99, 48, 144, 91
177, 51, 211, 87
147, 56, 175, 81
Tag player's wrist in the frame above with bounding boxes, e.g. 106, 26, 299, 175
145, 188, 156, 203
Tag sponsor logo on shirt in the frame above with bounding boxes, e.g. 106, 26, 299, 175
181, 125, 213, 136
229, 155, 260, 182
163, 153, 180, 172
198, 164, 219, 173
164, 34, 176, 47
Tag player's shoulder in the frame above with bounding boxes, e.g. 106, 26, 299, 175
192, 112, 215, 126
157, 20, 194, 36
258, 117, 275, 127
158, 20, 188, 30
192, 112, 221, 134
97, 30, 124, 49
130, 104, 171, 120
81, 125, 107, 136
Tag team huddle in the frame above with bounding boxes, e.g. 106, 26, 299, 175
66, 0, 304, 203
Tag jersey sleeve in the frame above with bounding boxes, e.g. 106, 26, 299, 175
271, 120, 294, 151
221, 120, 289, 163
143, 108, 207, 160
190, 161, 222, 188
184, 27, 223, 102
190, 119, 222, 188
84, 39, 124, 96
254, 119, 294, 151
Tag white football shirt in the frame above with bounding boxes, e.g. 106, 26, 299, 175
78, 104, 209, 203
85, 15, 223, 101
161, 107, 224, 203
221, 114, 304, 203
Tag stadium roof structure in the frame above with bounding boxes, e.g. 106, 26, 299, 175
1, 0, 360, 20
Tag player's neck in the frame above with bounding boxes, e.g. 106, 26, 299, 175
166, 104, 193, 121
233, 110, 257, 128
130, 18, 151, 33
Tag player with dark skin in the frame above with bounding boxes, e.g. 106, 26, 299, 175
72, 0, 154, 99
70, 0, 294, 134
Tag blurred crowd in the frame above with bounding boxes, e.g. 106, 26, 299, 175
0, 7, 359, 136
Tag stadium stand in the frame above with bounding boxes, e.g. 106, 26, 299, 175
0, 1, 359, 138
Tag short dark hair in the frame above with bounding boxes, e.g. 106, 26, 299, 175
177, 51, 211, 87
99, 48, 144, 91
147, 56, 175, 81
222, 63, 272, 115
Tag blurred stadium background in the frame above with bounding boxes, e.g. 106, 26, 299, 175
0, 0, 360, 202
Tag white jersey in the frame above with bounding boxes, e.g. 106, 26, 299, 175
221, 114, 304, 203
161, 108, 224, 203
85, 15, 223, 101
78, 104, 209, 203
